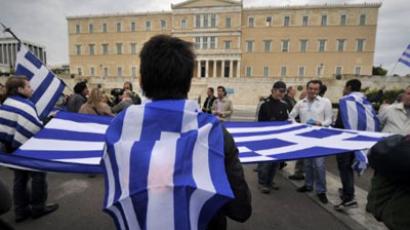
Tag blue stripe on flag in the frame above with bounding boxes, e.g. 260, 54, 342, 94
224, 120, 290, 128
38, 82, 65, 119
296, 128, 343, 138
199, 195, 230, 229
239, 152, 260, 158
14, 150, 102, 159
15, 64, 34, 80
241, 138, 295, 151
403, 52, 410, 59
343, 135, 381, 142
356, 102, 367, 130
399, 58, 410, 67
24, 51, 42, 69
35, 129, 105, 141
268, 146, 349, 161
30, 72, 55, 103
56, 111, 112, 124
0, 105, 42, 128
231, 125, 305, 137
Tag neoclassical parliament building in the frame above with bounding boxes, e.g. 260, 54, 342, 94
67, 0, 380, 80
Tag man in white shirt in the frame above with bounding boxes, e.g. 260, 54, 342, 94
379, 86, 410, 136
289, 80, 333, 204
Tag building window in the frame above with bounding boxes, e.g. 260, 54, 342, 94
280, 66, 287, 77
88, 44, 95, 55
302, 16, 309, 26
321, 15, 328, 26
263, 66, 269, 77
90, 67, 95, 76
131, 66, 137, 77
340, 15, 347, 25
246, 66, 252, 77
298, 66, 305, 77
195, 37, 200, 49
75, 45, 81, 55
116, 22, 121, 32
318, 39, 327, 52
246, 40, 254, 52
77, 67, 82, 76
281, 40, 289, 52
103, 67, 109, 77
264, 40, 272, 52
89, 24, 93, 33
160, 20, 166, 30
130, 43, 137, 54
204, 14, 209, 28
195, 15, 201, 28
283, 16, 290, 27
117, 67, 123, 77
75, 24, 80, 33
248, 17, 255, 28
337, 39, 346, 52
211, 14, 216, 28
224, 40, 231, 49
145, 21, 151, 31
210, 37, 216, 49
202, 37, 207, 49
225, 17, 231, 28
335, 66, 342, 76
181, 19, 187, 29
300, 40, 308, 52
359, 14, 366, 25
131, 22, 136, 32
266, 16, 272, 26
116, 43, 123, 55
355, 66, 361, 76
102, 44, 109, 55
101, 23, 107, 33
317, 64, 324, 76
356, 39, 365, 52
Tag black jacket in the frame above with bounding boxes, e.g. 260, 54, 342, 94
207, 128, 252, 230
203, 96, 216, 114
258, 96, 289, 122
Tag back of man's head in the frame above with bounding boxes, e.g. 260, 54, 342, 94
346, 79, 361, 92
140, 35, 195, 100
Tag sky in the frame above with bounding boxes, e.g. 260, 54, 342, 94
0, 0, 409, 75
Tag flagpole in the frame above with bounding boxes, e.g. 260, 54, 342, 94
1, 23, 22, 45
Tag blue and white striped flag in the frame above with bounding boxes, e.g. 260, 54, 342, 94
398, 44, 410, 67
103, 100, 233, 230
0, 110, 389, 173
15, 45, 65, 120
339, 91, 381, 174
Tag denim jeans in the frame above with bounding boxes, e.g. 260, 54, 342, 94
293, 159, 304, 176
13, 170, 47, 215
336, 152, 355, 201
304, 157, 326, 194
257, 162, 279, 187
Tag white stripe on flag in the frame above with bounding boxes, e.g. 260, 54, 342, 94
109, 206, 126, 230
56, 157, 101, 165
226, 123, 300, 134
181, 101, 199, 133
19, 138, 105, 151
46, 118, 108, 134
5, 98, 42, 125
345, 100, 358, 129
146, 131, 179, 230
36, 77, 62, 115
103, 150, 116, 206
1, 110, 41, 133
233, 125, 312, 143
120, 198, 141, 230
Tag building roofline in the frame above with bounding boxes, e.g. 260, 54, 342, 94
171, 0, 242, 9
0, 37, 46, 49
66, 10, 172, 20
243, 2, 381, 11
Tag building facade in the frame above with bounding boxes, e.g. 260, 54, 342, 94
67, 0, 380, 80
0, 37, 47, 74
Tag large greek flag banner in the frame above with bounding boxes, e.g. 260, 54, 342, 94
103, 100, 233, 230
15, 45, 65, 120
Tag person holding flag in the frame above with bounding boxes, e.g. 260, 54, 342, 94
0, 76, 58, 223
333, 79, 380, 211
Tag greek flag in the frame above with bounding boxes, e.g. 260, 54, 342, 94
0, 96, 43, 149
103, 100, 233, 230
339, 91, 381, 174
398, 44, 410, 67
15, 45, 65, 120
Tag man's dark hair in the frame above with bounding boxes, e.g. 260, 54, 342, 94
319, 84, 327, 97
124, 81, 133, 91
74, 81, 87, 94
345, 79, 361, 92
139, 35, 195, 100
217, 86, 227, 96
306, 79, 323, 88
5, 75, 27, 97
208, 87, 214, 94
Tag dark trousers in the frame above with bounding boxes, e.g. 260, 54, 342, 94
257, 162, 279, 187
13, 169, 47, 215
0, 179, 11, 215
336, 152, 355, 201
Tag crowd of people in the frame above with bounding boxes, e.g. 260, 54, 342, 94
0, 34, 409, 229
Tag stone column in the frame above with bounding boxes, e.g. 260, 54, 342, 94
213, 60, 217, 78
221, 60, 225, 78
229, 60, 233, 78
236, 60, 241, 78
205, 60, 209, 78
197, 60, 201, 78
